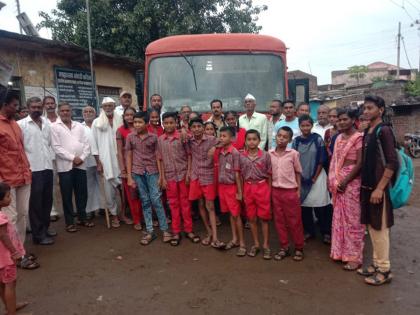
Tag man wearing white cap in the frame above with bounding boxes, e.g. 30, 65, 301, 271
238, 94, 268, 149
91, 97, 123, 228
115, 91, 133, 116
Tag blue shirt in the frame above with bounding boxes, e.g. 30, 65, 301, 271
271, 117, 300, 148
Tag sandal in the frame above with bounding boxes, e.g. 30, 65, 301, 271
323, 235, 331, 245
247, 246, 260, 258
236, 247, 247, 257
293, 249, 304, 262
17, 257, 40, 270
162, 231, 172, 243
343, 262, 360, 271
201, 235, 211, 246
211, 240, 226, 250
357, 265, 377, 277
225, 240, 239, 250
274, 248, 290, 261
170, 234, 181, 246
186, 232, 200, 243
81, 221, 95, 228
133, 223, 142, 231
263, 248, 272, 260
26, 253, 37, 261
111, 218, 120, 228
66, 225, 78, 233
365, 270, 393, 286
121, 217, 134, 225
140, 232, 157, 246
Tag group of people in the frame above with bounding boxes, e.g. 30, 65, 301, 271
0, 89, 399, 314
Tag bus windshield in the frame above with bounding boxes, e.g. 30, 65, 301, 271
148, 54, 285, 113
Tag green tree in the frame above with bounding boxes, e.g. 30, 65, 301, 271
348, 65, 368, 85
38, 0, 267, 60
405, 75, 420, 97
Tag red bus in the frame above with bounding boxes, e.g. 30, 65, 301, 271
141, 33, 287, 113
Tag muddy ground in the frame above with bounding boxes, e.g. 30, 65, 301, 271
11, 159, 420, 315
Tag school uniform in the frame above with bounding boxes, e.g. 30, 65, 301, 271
240, 149, 272, 220
125, 132, 168, 233
157, 131, 192, 234
215, 145, 241, 216
188, 135, 218, 201
269, 148, 304, 250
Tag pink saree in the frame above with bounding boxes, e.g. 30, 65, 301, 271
329, 132, 365, 264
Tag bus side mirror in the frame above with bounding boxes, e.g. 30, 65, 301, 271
135, 70, 144, 109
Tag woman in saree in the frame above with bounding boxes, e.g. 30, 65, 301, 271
292, 115, 332, 244
329, 107, 365, 271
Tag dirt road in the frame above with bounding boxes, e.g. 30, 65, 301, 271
12, 159, 420, 315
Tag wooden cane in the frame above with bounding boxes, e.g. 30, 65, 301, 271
105, 208, 111, 229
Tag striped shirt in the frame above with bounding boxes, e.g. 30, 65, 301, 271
240, 149, 272, 182
217, 145, 241, 185
125, 132, 159, 175
188, 135, 218, 185
157, 131, 190, 182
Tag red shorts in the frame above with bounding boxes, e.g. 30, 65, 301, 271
244, 180, 271, 220
189, 180, 216, 201
0, 264, 17, 284
218, 184, 241, 216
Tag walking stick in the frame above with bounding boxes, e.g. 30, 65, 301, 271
105, 208, 111, 229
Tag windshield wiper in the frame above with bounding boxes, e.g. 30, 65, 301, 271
181, 53, 198, 91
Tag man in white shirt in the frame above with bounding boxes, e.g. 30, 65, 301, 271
43, 96, 60, 222
312, 104, 332, 138
114, 91, 133, 117
51, 102, 92, 232
91, 97, 123, 228
18, 97, 56, 245
238, 94, 268, 149
82, 106, 102, 219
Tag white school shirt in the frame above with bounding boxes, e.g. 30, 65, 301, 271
17, 116, 53, 172
238, 111, 268, 150
50, 118, 90, 172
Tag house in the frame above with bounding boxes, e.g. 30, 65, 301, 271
0, 29, 143, 120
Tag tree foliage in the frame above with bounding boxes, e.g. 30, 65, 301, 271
405, 75, 420, 97
38, 0, 267, 60
348, 65, 368, 85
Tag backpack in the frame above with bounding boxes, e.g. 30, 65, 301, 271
376, 127, 415, 209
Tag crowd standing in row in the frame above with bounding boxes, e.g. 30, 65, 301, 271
0, 90, 399, 313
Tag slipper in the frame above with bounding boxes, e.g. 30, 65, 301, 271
263, 248, 272, 260
201, 235, 211, 246
225, 241, 239, 250
247, 246, 260, 257
162, 232, 173, 243
133, 223, 142, 231
140, 232, 157, 246
17, 257, 40, 270
211, 240, 226, 250
343, 262, 360, 271
236, 247, 247, 257
66, 225, 78, 233
170, 235, 181, 246
293, 249, 304, 262
185, 232, 200, 243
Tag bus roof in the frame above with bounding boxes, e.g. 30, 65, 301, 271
146, 33, 286, 56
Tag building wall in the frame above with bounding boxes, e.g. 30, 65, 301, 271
392, 106, 420, 142
332, 69, 414, 87
0, 46, 138, 106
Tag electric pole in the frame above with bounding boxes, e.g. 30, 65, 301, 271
15, 0, 22, 34
397, 22, 401, 79
86, 0, 97, 108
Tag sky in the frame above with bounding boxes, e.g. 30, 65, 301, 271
0, 0, 419, 84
